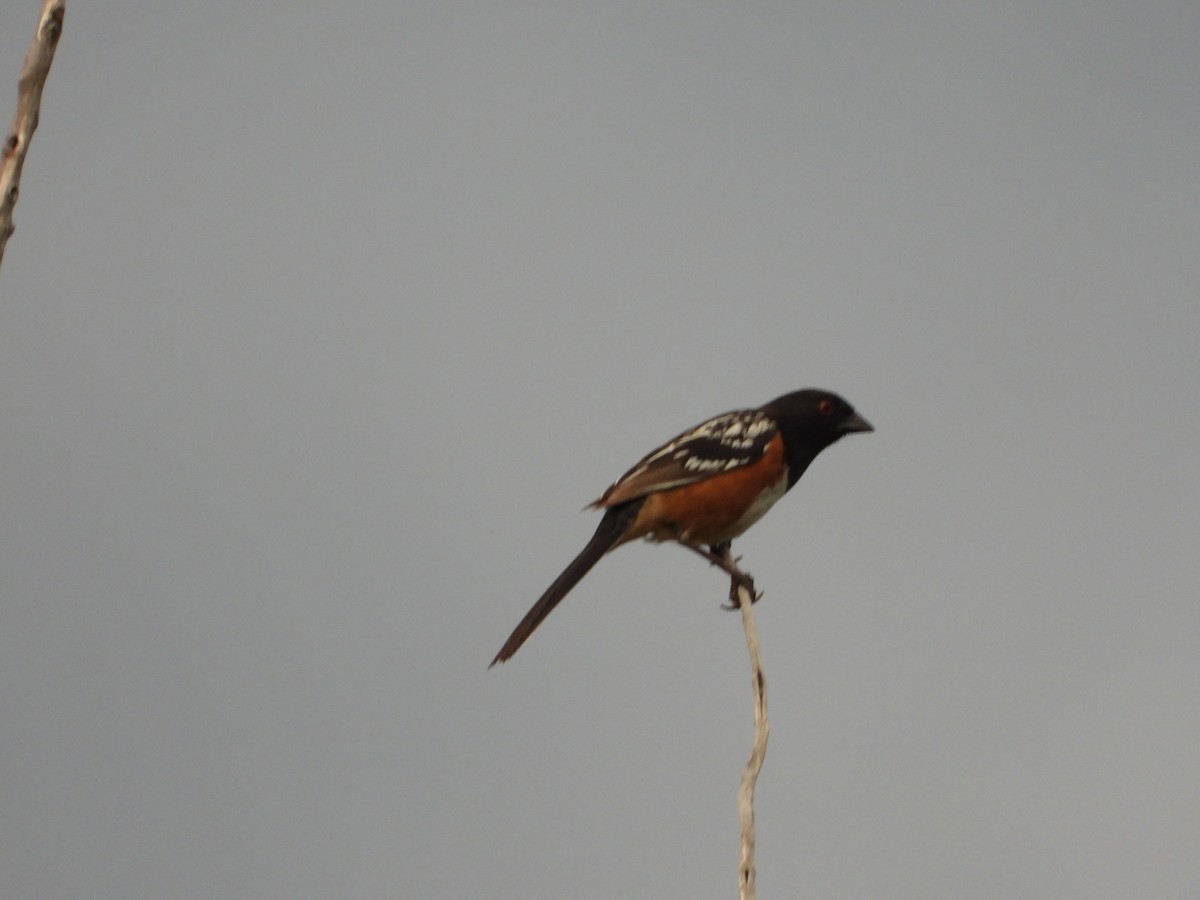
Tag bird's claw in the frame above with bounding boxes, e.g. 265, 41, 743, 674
722, 573, 760, 609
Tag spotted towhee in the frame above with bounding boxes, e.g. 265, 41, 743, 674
490, 389, 872, 666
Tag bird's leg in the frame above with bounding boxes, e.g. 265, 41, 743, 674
674, 536, 761, 608
713, 542, 761, 609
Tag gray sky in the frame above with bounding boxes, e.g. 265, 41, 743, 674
2, 3, 1197, 898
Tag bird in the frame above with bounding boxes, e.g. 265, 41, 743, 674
489, 389, 872, 666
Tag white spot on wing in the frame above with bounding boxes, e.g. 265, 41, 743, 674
681, 455, 752, 472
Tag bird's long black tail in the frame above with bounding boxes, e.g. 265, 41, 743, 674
490, 502, 642, 667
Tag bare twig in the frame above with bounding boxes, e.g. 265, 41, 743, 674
716, 544, 769, 900
0, 0, 66, 270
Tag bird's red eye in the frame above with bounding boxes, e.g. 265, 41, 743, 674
818, 398, 836, 416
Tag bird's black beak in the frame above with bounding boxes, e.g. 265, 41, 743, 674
838, 411, 873, 434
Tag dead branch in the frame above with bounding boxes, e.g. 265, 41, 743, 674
705, 543, 769, 900
734, 561, 767, 900
0, 0, 66, 269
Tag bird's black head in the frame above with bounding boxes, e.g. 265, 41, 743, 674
760, 389, 872, 487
